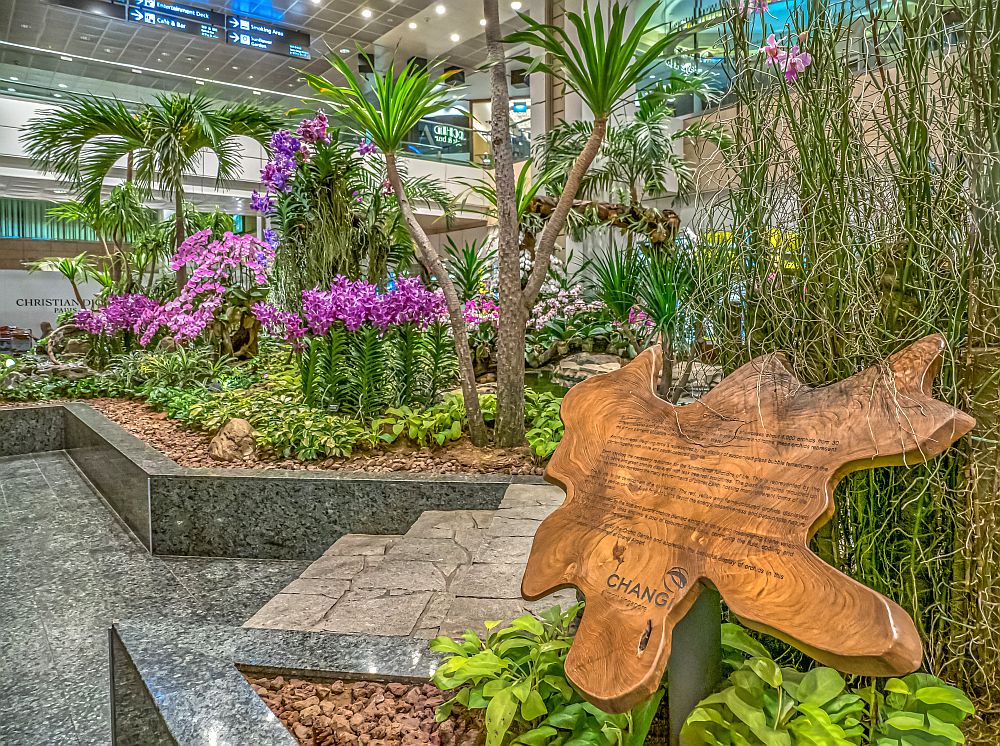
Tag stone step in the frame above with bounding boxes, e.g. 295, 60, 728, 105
243, 484, 576, 639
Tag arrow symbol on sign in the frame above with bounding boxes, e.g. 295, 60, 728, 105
228, 32, 240, 42
130, 9, 143, 20
228, 17, 239, 27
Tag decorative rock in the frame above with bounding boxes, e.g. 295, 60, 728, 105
61, 337, 92, 358
157, 336, 178, 351
550, 353, 622, 387
46, 362, 97, 381
208, 418, 256, 462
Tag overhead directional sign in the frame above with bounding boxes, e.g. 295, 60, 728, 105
133, 0, 225, 27
127, 1, 223, 39
226, 15, 311, 59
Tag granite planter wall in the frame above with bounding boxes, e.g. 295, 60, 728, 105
110, 618, 442, 745
0, 403, 533, 559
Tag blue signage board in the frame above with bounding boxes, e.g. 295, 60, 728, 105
132, 0, 225, 27
127, 2, 223, 39
226, 15, 311, 59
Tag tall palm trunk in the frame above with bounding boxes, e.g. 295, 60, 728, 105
485, 0, 526, 447
385, 153, 489, 446
174, 190, 188, 290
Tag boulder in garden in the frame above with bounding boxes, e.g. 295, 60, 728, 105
209, 418, 256, 462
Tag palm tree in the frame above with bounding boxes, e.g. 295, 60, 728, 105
22, 93, 283, 288
302, 56, 491, 446
48, 183, 154, 286
25, 253, 94, 307
487, 0, 680, 446
539, 77, 730, 208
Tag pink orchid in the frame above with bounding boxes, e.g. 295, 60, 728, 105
738, 0, 768, 14
782, 45, 812, 82
762, 34, 786, 66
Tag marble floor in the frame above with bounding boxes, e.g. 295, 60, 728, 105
0, 451, 310, 746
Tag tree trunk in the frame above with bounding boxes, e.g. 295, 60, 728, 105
385, 153, 489, 446
69, 281, 86, 308
658, 335, 673, 399
174, 190, 188, 290
484, 0, 526, 447
522, 117, 608, 306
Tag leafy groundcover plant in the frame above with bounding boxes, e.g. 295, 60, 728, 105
682, 624, 974, 746
430, 610, 973, 746
430, 604, 662, 746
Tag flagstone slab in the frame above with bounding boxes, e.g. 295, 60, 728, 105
323, 534, 400, 556
280, 578, 351, 600
384, 537, 472, 564
352, 561, 459, 592
244, 593, 335, 630
450, 563, 527, 599
313, 590, 434, 635
300, 554, 366, 580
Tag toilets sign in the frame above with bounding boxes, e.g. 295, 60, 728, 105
521, 335, 974, 713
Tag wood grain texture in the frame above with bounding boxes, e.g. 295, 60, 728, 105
521, 333, 975, 713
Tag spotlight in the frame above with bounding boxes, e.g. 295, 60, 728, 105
511, 1, 522, 9
408, 22, 417, 29
435, 4, 446, 14
450, 32, 460, 42
361, 8, 372, 18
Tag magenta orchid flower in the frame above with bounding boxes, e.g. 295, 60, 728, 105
782, 45, 812, 82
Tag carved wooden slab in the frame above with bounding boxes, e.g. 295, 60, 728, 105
521, 334, 975, 713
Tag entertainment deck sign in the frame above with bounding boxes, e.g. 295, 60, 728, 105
127, 1, 223, 40
521, 334, 974, 713
108, 0, 311, 59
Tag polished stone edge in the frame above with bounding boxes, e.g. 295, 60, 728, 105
1, 403, 544, 559
0, 403, 65, 456
111, 616, 443, 746
110, 627, 177, 745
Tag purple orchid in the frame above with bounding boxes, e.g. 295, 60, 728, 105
251, 190, 273, 214
297, 111, 332, 145
357, 140, 378, 157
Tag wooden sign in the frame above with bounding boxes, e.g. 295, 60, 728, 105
521, 334, 974, 713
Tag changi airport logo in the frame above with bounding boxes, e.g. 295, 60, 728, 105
605, 566, 688, 607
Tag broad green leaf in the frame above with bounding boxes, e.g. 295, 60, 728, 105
516, 726, 560, 745
486, 688, 518, 746
798, 668, 847, 707
913, 686, 975, 715
748, 657, 783, 688
521, 689, 549, 721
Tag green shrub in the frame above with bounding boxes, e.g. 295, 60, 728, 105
682, 624, 974, 745
430, 604, 662, 746
524, 390, 564, 459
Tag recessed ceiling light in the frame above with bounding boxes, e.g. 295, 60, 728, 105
450, 32, 460, 42
231, 65, 239, 70
20, 23, 30, 29
195, 80, 205, 85
435, 4, 446, 14
131, 68, 142, 74
339, 47, 350, 53
252, 90, 261, 95
511, 1, 522, 8
204, 66, 210, 71
248, 75, 254, 79
361, 8, 372, 18
479, 18, 486, 26
407, 22, 417, 29
9, 77, 18, 81
58, 83, 67, 88
54, 93, 62, 98
60, 55, 72, 61
79, 35, 91, 41
6, 87, 14, 92
52, 188, 68, 194
105, 47, 113, 53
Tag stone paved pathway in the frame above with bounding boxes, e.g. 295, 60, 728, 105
0, 452, 310, 746
244, 484, 577, 638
